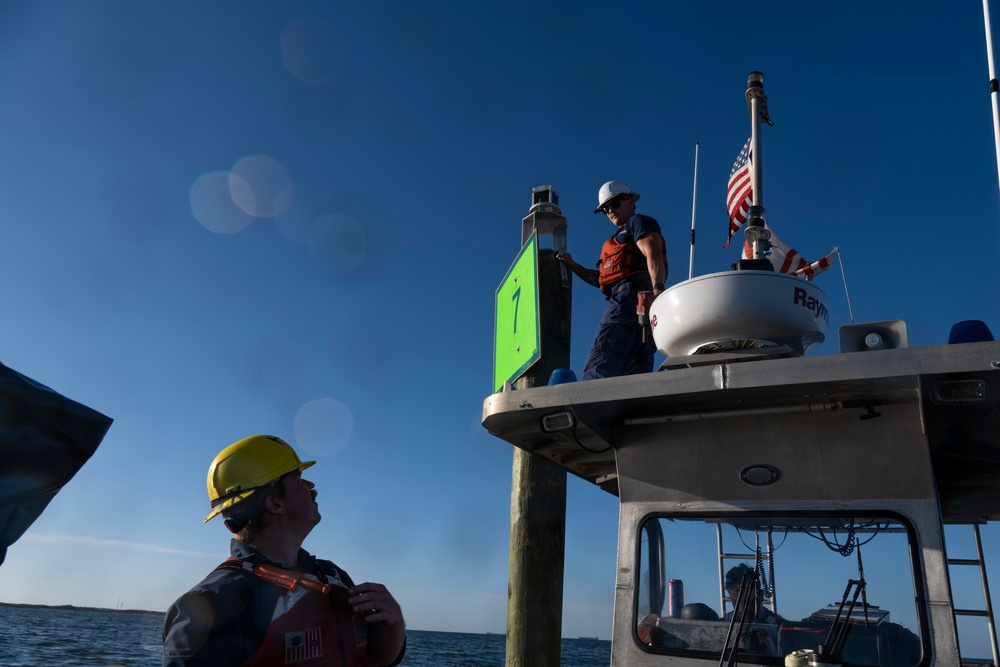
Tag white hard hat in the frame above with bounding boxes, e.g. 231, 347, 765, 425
595, 180, 640, 214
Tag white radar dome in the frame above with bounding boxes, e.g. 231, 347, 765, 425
649, 271, 830, 357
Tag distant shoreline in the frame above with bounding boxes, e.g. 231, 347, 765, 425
0, 601, 164, 617
0, 604, 602, 640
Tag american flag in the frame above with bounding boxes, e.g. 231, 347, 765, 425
741, 222, 838, 281
285, 627, 323, 663
725, 138, 753, 248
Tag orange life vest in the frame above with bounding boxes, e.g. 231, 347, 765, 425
598, 231, 664, 295
216, 559, 377, 667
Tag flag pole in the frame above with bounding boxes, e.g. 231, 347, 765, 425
983, 0, 1000, 195
689, 142, 699, 280
748, 75, 764, 215
743, 72, 773, 260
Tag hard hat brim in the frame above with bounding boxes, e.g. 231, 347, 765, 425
594, 192, 640, 214
204, 459, 316, 523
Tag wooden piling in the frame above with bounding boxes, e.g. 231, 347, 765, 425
506, 196, 572, 666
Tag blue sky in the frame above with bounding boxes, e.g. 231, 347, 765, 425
1, 0, 999, 644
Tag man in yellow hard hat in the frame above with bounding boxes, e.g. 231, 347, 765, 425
162, 434, 405, 667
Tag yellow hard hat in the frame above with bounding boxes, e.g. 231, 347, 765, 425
205, 434, 315, 523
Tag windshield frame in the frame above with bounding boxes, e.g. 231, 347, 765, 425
631, 509, 930, 666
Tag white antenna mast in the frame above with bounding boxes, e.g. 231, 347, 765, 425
837, 250, 855, 324
689, 142, 699, 280
984, 0, 1000, 194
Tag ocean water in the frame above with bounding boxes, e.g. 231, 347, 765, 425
0, 605, 611, 666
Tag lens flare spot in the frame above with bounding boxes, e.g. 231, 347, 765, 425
190, 172, 254, 234
280, 17, 341, 87
307, 213, 367, 274
230, 155, 293, 218
274, 184, 332, 244
295, 398, 353, 457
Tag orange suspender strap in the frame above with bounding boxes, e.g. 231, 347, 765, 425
216, 558, 333, 595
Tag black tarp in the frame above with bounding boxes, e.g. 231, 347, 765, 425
0, 361, 112, 565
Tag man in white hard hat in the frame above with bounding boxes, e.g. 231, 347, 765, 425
557, 180, 668, 379
163, 434, 406, 667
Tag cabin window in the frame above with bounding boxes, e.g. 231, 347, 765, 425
635, 514, 924, 666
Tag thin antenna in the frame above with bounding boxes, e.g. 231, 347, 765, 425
689, 142, 699, 280
838, 250, 855, 324
984, 0, 1000, 195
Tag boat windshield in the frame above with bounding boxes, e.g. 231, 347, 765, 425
635, 513, 924, 666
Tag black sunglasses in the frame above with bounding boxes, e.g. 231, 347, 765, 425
604, 197, 629, 213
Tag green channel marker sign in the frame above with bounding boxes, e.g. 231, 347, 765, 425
493, 231, 540, 393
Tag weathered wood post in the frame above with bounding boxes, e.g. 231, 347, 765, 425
506, 185, 572, 667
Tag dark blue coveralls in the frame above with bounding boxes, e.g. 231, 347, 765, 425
581, 213, 662, 380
